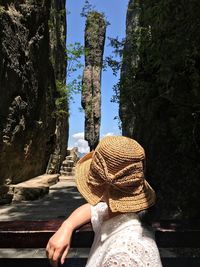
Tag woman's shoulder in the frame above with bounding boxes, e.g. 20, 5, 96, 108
90, 202, 108, 232
91, 201, 108, 215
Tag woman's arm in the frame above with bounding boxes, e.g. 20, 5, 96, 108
46, 203, 91, 267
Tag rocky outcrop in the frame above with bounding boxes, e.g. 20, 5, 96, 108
119, 0, 200, 218
47, 0, 68, 173
11, 174, 59, 201
82, 12, 106, 151
0, 0, 67, 195
119, 0, 141, 137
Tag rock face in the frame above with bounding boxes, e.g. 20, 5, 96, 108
119, 0, 141, 137
0, 1, 67, 191
47, 0, 68, 173
119, 0, 200, 218
82, 12, 106, 151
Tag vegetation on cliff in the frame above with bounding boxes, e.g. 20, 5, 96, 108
119, 0, 200, 218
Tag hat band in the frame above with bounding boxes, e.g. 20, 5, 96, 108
88, 150, 145, 196
87, 171, 145, 196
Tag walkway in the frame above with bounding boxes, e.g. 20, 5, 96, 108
0, 177, 86, 221
0, 176, 89, 264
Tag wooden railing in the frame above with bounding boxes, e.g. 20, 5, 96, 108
0, 220, 200, 267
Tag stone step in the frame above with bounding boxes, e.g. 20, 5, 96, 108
65, 156, 73, 161
58, 176, 76, 186
60, 166, 74, 172
9, 174, 59, 202
58, 175, 75, 181
62, 160, 74, 167
60, 171, 75, 176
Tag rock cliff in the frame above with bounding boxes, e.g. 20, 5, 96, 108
119, 0, 141, 137
47, 0, 68, 173
0, 0, 67, 193
119, 0, 200, 218
82, 12, 106, 150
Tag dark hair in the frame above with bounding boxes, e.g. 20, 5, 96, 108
136, 205, 157, 226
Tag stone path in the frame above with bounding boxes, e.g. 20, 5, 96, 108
0, 175, 89, 262
0, 176, 85, 221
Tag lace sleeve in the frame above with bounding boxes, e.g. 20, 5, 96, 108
102, 252, 139, 267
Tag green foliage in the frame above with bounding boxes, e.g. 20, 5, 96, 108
66, 42, 84, 78
54, 80, 68, 117
105, 37, 124, 127
80, 0, 96, 17
0, 5, 5, 13
48, 8, 66, 30
81, 0, 110, 26
105, 37, 125, 76
111, 82, 120, 104
48, 19, 53, 30
51, 42, 85, 117
66, 42, 85, 101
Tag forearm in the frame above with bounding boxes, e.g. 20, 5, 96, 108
60, 203, 91, 232
46, 203, 91, 266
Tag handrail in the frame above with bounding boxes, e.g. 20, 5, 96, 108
0, 220, 200, 249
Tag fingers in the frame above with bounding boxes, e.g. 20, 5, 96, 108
46, 246, 55, 261
47, 248, 60, 267
46, 242, 68, 267
50, 250, 61, 267
61, 246, 69, 265
50, 259, 58, 267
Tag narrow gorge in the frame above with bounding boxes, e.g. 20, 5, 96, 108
0, 0, 199, 220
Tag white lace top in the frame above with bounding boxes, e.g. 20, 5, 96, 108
86, 202, 162, 267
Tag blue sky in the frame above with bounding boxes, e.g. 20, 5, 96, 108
67, 0, 129, 151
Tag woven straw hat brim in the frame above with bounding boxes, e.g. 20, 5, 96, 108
75, 152, 156, 213
75, 152, 103, 205
108, 180, 156, 213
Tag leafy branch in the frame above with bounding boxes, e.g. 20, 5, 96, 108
105, 37, 125, 76
65, 42, 85, 101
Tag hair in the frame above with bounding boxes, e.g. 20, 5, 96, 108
136, 205, 157, 226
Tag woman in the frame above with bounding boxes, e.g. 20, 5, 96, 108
46, 136, 162, 267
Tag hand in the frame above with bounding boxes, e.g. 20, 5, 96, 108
46, 222, 73, 267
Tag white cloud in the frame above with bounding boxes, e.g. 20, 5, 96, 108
72, 132, 84, 140
70, 132, 118, 154
75, 139, 90, 154
102, 132, 114, 137
72, 132, 90, 154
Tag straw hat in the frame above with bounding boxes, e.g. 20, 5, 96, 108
75, 136, 156, 213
